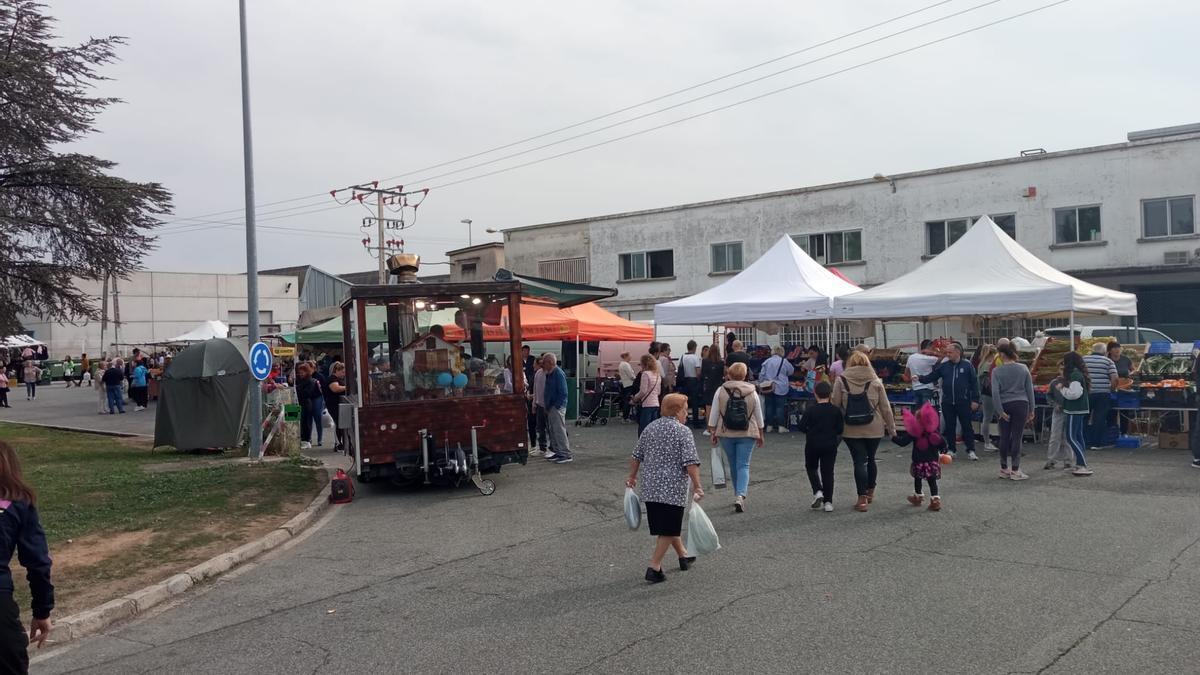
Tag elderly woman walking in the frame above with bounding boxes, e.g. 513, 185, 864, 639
833, 351, 896, 512
707, 362, 764, 513
992, 342, 1036, 480
632, 354, 663, 436
626, 394, 704, 584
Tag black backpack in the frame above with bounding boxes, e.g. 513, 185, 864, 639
840, 376, 876, 426
722, 386, 750, 431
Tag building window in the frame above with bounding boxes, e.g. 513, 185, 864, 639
925, 219, 968, 255
731, 327, 755, 346
1142, 196, 1195, 238
538, 257, 589, 283
618, 250, 673, 281
1054, 205, 1102, 244
792, 230, 863, 264
710, 242, 743, 274
459, 262, 477, 278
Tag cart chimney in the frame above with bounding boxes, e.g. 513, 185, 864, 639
387, 253, 421, 284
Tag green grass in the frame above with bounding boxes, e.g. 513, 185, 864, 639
0, 424, 324, 614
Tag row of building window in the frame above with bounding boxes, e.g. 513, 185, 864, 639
613, 195, 1199, 280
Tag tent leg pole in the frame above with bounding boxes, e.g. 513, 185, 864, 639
882, 322, 888, 349
1069, 310, 1076, 349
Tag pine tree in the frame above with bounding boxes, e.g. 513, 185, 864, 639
0, 1, 172, 335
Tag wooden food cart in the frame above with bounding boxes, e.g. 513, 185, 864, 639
339, 277, 529, 494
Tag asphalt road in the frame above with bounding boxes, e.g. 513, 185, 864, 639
28, 417, 1200, 674
0, 381, 156, 437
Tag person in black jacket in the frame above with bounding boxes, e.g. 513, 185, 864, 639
796, 381, 843, 512
0, 441, 53, 672
101, 359, 127, 414
295, 362, 322, 450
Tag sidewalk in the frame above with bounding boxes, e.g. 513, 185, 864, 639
0, 383, 156, 436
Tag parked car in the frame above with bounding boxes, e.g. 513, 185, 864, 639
1042, 325, 1175, 344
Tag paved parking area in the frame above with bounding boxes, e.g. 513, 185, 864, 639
0, 381, 155, 437
29, 418, 1200, 674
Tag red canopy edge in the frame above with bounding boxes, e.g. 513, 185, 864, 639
442, 302, 652, 342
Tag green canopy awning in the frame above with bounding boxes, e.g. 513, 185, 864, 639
294, 307, 457, 345
493, 269, 616, 308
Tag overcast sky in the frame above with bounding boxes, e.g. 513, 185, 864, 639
53, 0, 1200, 277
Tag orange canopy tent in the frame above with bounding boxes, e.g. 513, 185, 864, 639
442, 302, 652, 342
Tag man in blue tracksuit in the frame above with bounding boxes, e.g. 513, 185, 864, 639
542, 354, 572, 464
920, 343, 981, 460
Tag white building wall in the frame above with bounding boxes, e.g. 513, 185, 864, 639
505, 130, 1200, 319
20, 272, 299, 357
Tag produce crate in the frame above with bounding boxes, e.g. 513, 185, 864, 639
888, 389, 916, 404
1113, 391, 1140, 409
1138, 387, 1193, 408
1114, 435, 1141, 449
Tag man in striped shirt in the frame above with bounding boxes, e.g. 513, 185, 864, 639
1082, 343, 1118, 449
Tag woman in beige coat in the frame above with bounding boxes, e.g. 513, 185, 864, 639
706, 362, 765, 513
832, 351, 896, 512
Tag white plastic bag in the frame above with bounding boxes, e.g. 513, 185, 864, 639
710, 445, 728, 489
322, 409, 335, 430
624, 487, 641, 530
687, 499, 720, 555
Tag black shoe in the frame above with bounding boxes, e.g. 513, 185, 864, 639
644, 567, 666, 584
678, 556, 696, 571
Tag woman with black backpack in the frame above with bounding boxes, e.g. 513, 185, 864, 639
706, 362, 764, 513
832, 351, 896, 512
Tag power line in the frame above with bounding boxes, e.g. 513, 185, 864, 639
157, 0, 966, 227
401, 0, 1005, 188
427, 0, 1075, 190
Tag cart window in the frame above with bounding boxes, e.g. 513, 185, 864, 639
364, 292, 514, 404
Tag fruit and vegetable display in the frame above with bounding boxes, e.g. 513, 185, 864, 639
1140, 355, 1194, 379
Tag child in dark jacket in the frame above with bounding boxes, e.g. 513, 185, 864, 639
892, 403, 947, 511
0, 441, 53, 671
797, 381, 843, 512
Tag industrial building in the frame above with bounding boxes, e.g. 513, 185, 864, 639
502, 123, 1200, 343
20, 272, 300, 357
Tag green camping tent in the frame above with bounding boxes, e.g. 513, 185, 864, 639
154, 338, 251, 450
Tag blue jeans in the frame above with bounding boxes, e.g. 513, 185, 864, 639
1087, 392, 1112, 447
721, 437, 755, 497
105, 384, 124, 413
762, 393, 787, 430
913, 388, 937, 411
637, 406, 660, 436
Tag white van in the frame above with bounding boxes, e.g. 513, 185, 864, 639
1042, 325, 1175, 344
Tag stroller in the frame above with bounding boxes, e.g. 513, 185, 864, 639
577, 377, 623, 427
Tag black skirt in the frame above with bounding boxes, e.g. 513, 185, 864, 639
645, 501, 685, 537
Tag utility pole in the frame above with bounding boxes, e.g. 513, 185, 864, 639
112, 276, 121, 351
239, 0, 264, 460
329, 183, 429, 283
99, 273, 109, 359
377, 193, 386, 283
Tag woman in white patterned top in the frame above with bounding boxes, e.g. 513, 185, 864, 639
626, 393, 705, 584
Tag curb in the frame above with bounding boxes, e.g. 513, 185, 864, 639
50, 467, 334, 645
0, 419, 150, 438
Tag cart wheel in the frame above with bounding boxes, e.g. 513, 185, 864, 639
478, 479, 496, 496
600, 418, 608, 426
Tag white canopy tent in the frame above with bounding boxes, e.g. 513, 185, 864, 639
167, 320, 230, 344
1, 334, 44, 349
833, 216, 1138, 323
655, 235, 863, 331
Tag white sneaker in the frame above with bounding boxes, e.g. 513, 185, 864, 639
968, 451, 979, 461
702, 430, 711, 436
543, 451, 557, 460
135, 406, 145, 412
1008, 470, 1029, 481
985, 443, 999, 451
1072, 466, 1094, 476
810, 491, 823, 509
777, 428, 790, 434
823, 502, 833, 512
529, 449, 542, 457
998, 468, 1012, 478
300, 441, 312, 449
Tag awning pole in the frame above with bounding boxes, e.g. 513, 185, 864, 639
1069, 309, 1076, 349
